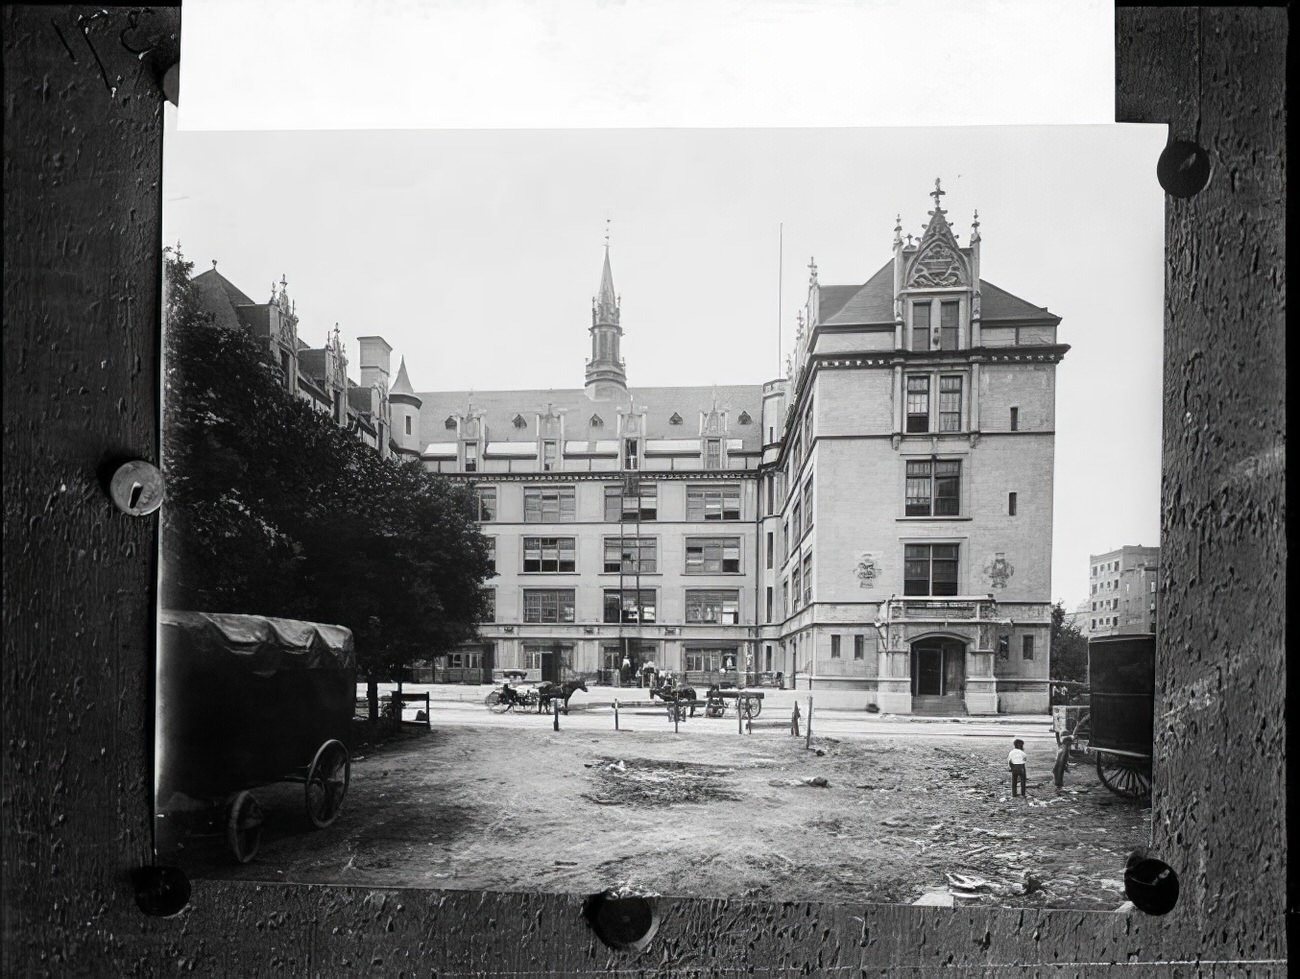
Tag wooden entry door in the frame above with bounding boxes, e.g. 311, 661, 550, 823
914, 647, 943, 695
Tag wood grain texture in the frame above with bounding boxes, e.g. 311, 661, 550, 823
1, 6, 1286, 976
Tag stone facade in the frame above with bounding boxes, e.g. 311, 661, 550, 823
1087, 545, 1159, 636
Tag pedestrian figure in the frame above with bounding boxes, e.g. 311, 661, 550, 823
620, 655, 631, 686
1008, 738, 1028, 797
790, 699, 801, 737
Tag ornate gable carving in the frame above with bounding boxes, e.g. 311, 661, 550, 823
907, 240, 966, 288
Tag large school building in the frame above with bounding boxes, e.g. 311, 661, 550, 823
196, 182, 1068, 714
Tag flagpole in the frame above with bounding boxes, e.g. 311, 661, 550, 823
777, 223, 783, 377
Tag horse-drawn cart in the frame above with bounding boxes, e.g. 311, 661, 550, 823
1086, 633, 1155, 801
703, 687, 764, 720
156, 610, 356, 863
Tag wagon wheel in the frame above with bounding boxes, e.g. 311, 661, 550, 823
485, 690, 501, 708
226, 790, 264, 864
305, 740, 351, 829
741, 696, 762, 719
1096, 752, 1151, 801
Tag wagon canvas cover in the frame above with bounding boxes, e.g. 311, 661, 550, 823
157, 610, 356, 802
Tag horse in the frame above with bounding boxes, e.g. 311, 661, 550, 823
536, 678, 588, 714
648, 676, 699, 717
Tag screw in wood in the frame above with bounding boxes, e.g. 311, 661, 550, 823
109, 460, 165, 516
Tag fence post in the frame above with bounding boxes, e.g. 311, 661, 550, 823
805, 697, 813, 750
738, 701, 743, 735
553, 698, 560, 731
674, 700, 680, 734
614, 699, 620, 731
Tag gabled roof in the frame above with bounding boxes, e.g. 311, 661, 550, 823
191, 268, 260, 332
817, 262, 1058, 327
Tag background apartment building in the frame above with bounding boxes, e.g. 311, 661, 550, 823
1088, 545, 1160, 636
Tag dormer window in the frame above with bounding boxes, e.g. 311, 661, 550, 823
590, 414, 603, 428
464, 442, 478, 472
624, 438, 640, 471
444, 416, 457, 430
911, 299, 961, 351
737, 410, 752, 425
512, 414, 527, 429
669, 412, 683, 426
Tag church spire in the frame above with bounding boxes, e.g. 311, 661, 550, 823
586, 229, 627, 400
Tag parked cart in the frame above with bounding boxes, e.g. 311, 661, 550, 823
156, 610, 356, 863
1086, 633, 1155, 801
703, 686, 764, 719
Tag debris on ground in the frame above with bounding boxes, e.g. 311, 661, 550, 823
584, 757, 737, 806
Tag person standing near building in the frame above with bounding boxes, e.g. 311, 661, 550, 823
1008, 739, 1028, 797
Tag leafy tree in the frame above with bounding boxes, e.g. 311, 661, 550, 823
1050, 600, 1088, 684
161, 251, 492, 717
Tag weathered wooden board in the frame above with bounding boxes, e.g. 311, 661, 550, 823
2, 6, 1285, 975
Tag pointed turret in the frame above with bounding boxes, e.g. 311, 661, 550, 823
388, 355, 423, 457
586, 234, 628, 400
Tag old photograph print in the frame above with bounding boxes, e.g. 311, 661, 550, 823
155, 121, 1166, 910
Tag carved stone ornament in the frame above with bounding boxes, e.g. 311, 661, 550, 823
855, 552, 880, 588
625, 415, 639, 435
907, 242, 966, 288
984, 552, 1014, 589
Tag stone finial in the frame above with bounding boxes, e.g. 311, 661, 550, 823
929, 177, 946, 213
807, 257, 818, 284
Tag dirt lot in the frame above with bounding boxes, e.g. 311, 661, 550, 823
183, 723, 1149, 910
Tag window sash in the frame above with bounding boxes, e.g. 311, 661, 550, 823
939, 301, 959, 350
604, 484, 657, 521
938, 375, 963, 431
803, 477, 814, 530
684, 590, 741, 624
801, 552, 813, 604
912, 301, 931, 351
603, 537, 657, 573
704, 439, 721, 469
475, 487, 496, 521
686, 486, 741, 521
603, 589, 657, 623
685, 537, 741, 574
523, 487, 576, 522
906, 376, 930, 433
522, 589, 576, 623
903, 543, 960, 596
830, 635, 841, 658
522, 536, 576, 573
905, 459, 961, 516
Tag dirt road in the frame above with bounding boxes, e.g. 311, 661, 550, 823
188, 723, 1148, 910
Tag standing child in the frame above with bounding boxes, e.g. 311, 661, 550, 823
1008, 739, 1028, 797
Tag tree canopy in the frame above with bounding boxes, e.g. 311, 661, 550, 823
1050, 601, 1088, 683
160, 252, 492, 678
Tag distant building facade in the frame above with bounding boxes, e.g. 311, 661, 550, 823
1087, 545, 1159, 636
418, 183, 1069, 714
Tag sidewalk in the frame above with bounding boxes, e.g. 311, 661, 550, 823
361, 681, 1053, 727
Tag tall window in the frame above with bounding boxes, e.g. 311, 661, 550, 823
803, 401, 814, 449
605, 483, 657, 521
624, 438, 640, 470
939, 301, 960, 350
781, 578, 789, 619
938, 375, 963, 431
522, 537, 576, 573
801, 551, 813, 605
473, 486, 496, 522
603, 589, 656, 623
686, 485, 741, 521
405, 416, 412, 436
541, 440, 558, 471
685, 590, 740, 624
906, 376, 931, 433
830, 635, 841, 659
522, 589, 576, 623
903, 543, 960, 596
792, 502, 802, 541
1022, 635, 1035, 661
912, 301, 931, 351
765, 587, 773, 621
766, 532, 774, 569
854, 635, 866, 661
1008, 492, 1018, 516
482, 588, 495, 622
1010, 406, 1020, 431
603, 537, 656, 573
484, 537, 496, 572
524, 486, 576, 522
802, 476, 814, 531
705, 439, 722, 470
905, 459, 961, 516
463, 442, 478, 472
791, 564, 802, 609
685, 537, 741, 574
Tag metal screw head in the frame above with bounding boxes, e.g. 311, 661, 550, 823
1157, 140, 1212, 198
109, 460, 165, 516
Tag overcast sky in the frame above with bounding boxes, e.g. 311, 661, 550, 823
162, 116, 1165, 611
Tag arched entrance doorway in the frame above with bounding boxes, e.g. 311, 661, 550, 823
910, 637, 966, 714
